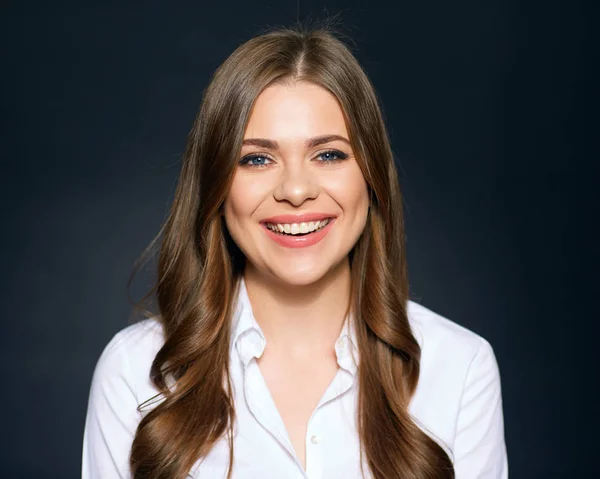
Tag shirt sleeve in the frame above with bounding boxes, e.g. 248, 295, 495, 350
453, 338, 508, 478
82, 329, 141, 479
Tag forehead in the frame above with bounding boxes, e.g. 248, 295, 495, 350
243, 81, 349, 141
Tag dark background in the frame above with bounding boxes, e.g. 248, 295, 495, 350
1, 1, 596, 477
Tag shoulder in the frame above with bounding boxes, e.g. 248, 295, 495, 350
90, 317, 165, 403
103, 315, 163, 345
97, 317, 165, 370
83, 318, 166, 476
406, 300, 503, 454
407, 299, 493, 368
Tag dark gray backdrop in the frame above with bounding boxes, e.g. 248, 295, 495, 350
1, 1, 595, 478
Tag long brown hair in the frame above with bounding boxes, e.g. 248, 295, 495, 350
128, 21, 454, 479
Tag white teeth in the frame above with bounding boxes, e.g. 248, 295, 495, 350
265, 218, 331, 235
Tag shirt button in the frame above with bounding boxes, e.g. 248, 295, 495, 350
310, 435, 320, 444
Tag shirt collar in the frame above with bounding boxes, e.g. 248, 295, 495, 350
230, 276, 359, 375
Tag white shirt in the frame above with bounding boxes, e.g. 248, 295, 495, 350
83, 278, 508, 478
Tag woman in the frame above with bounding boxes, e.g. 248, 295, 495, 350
82, 24, 508, 478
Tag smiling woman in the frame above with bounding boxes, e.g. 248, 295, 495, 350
225, 82, 369, 278
82, 22, 508, 479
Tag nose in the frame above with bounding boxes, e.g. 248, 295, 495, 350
272, 161, 320, 206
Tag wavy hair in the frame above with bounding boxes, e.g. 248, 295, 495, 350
127, 21, 454, 479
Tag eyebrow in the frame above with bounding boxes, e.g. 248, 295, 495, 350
241, 134, 351, 150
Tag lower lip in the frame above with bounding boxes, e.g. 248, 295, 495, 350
261, 219, 336, 248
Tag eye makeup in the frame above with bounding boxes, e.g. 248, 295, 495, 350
239, 149, 349, 168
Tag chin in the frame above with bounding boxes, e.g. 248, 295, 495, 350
268, 263, 330, 287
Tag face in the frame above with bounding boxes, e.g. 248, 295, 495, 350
223, 81, 370, 286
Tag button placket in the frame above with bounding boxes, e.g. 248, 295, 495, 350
305, 409, 325, 479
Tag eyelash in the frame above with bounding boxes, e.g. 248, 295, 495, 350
239, 149, 349, 169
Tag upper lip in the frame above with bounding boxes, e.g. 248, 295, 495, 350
261, 213, 337, 224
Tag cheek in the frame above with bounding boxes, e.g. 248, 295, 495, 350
224, 174, 264, 221
223, 182, 252, 257
225, 177, 251, 221
327, 167, 370, 215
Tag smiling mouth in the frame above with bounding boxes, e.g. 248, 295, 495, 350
262, 218, 333, 236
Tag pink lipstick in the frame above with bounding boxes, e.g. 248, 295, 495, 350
260, 216, 336, 248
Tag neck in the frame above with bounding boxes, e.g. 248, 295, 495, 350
243, 259, 351, 358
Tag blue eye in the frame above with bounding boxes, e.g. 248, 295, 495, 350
318, 150, 348, 163
239, 149, 349, 168
239, 155, 272, 168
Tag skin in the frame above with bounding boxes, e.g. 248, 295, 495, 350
222, 80, 370, 469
